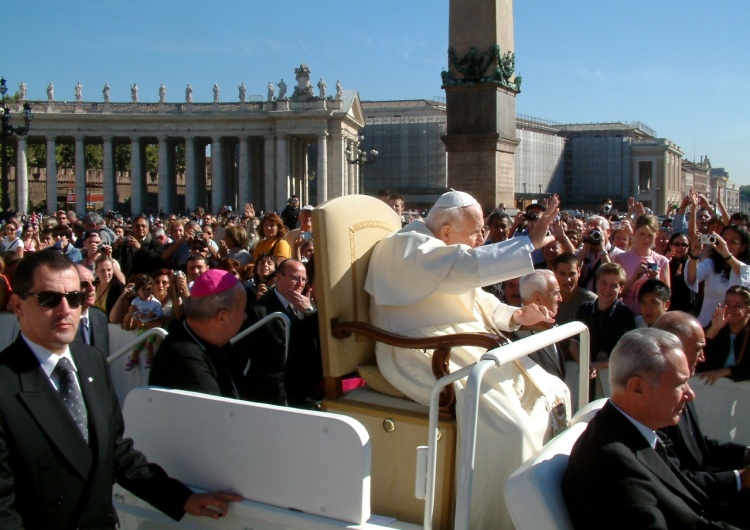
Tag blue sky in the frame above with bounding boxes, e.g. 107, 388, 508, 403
5, 0, 749, 184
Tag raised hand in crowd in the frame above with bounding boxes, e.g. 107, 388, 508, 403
528, 194, 560, 249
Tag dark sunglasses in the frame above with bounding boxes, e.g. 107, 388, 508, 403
24, 291, 85, 309
670, 242, 690, 248
80, 279, 97, 289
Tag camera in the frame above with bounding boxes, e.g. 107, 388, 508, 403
611, 221, 622, 230
647, 263, 658, 272
301, 231, 313, 242
173, 270, 185, 278
585, 229, 603, 246
700, 234, 718, 245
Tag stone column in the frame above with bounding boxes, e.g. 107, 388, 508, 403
102, 136, 115, 213
317, 132, 328, 202
184, 136, 197, 213
275, 133, 288, 212
74, 136, 86, 215
237, 135, 250, 208
443, 0, 520, 212
263, 134, 275, 213
46, 137, 57, 214
130, 137, 143, 215
211, 136, 223, 212
16, 137, 29, 214
157, 135, 171, 214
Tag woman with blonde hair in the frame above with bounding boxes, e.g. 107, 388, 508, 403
219, 224, 252, 266
613, 214, 670, 315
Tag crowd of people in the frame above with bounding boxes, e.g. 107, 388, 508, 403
2, 184, 750, 527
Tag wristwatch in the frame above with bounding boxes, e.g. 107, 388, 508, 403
303, 306, 315, 316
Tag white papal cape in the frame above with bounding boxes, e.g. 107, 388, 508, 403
365, 220, 570, 529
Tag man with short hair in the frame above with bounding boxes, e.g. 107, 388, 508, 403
654, 312, 750, 525
484, 210, 511, 244
0, 251, 240, 528
365, 190, 568, 528
240, 259, 321, 406
280, 195, 300, 230
636, 279, 671, 328
73, 264, 110, 359
562, 328, 748, 529
51, 224, 83, 263
149, 269, 247, 398
388, 194, 406, 226
112, 214, 164, 278
553, 252, 597, 326
577, 215, 624, 292
513, 270, 565, 380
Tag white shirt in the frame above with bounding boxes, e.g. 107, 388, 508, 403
23, 333, 80, 393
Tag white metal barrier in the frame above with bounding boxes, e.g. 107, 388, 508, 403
416, 321, 590, 530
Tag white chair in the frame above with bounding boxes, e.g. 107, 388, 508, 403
504, 422, 589, 530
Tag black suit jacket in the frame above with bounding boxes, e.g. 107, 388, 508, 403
149, 319, 241, 399
660, 401, 746, 473
113, 234, 164, 279
237, 288, 321, 406
72, 307, 110, 359
0, 337, 192, 529
562, 401, 740, 530
509, 329, 565, 380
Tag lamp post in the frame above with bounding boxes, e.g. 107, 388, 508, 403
0, 77, 34, 212
345, 134, 378, 194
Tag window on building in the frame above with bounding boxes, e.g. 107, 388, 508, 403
639, 161, 652, 192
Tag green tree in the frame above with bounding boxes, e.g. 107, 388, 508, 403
56, 144, 74, 169
740, 185, 750, 205
115, 144, 131, 172
85, 144, 103, 169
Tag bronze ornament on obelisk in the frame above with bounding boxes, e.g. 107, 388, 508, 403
441, 0, 522, 213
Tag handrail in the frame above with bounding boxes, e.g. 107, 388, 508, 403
107, 327, 169, 365
419, 321, 590, 530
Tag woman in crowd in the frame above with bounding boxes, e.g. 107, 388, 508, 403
611, 228, 631, 252
666, 232, 694, 313
216, 257, 243, 280
220, 225, 252, 267
687, 224, 750, 327
0, 221, 23, 258
252, 213, 291, 265
654, 227, 671, 255
248, 253, 277, 300
614, 214, 670, 315
699, 285, 750, 383
151, 268, 177, 324
21, 224, 39, 253
93, 255, 126, 319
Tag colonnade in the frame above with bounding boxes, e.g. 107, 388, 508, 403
5, 96, 365, 215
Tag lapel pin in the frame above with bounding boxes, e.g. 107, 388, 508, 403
88, 377, 94, 382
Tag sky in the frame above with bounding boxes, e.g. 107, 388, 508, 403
5, 0, 749, 184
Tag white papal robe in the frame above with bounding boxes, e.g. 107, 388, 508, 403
365, 220, 570, 529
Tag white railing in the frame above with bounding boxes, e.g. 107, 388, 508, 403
417, 321, 590, 530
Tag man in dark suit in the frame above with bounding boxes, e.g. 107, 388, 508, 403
238, 259, 321, 406
74, 264, 110, 359
654, 312, 750, 525
0, 251, 240, 529
112, 214, 164, 278
510, 270, 566, 380
149, 269, 247, 398
562, 328, 749, 529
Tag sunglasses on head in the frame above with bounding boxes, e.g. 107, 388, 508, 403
24, 291, 85, 309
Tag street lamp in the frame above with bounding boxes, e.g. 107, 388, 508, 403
345, 134, 378, 194
0, 77, 34, 212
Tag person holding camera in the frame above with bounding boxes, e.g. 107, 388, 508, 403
687, 225, 750, 326
613, 215, 671, 315
576, 215, 624, 293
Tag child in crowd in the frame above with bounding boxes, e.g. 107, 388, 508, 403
125, 274, 164, 370
635, 279, 671, 328
574, 263, 636, 398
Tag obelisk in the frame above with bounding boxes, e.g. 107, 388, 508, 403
442, 0, 521, 212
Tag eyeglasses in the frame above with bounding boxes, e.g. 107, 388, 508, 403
80, 279, 97, 289
283, 274, 308, 284
24, 291, 85, 309
670, 242, 690, 248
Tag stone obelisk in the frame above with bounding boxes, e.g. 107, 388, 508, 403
442, 0, 521, 212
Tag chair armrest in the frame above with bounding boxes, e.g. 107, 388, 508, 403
332, 319, 509, 419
